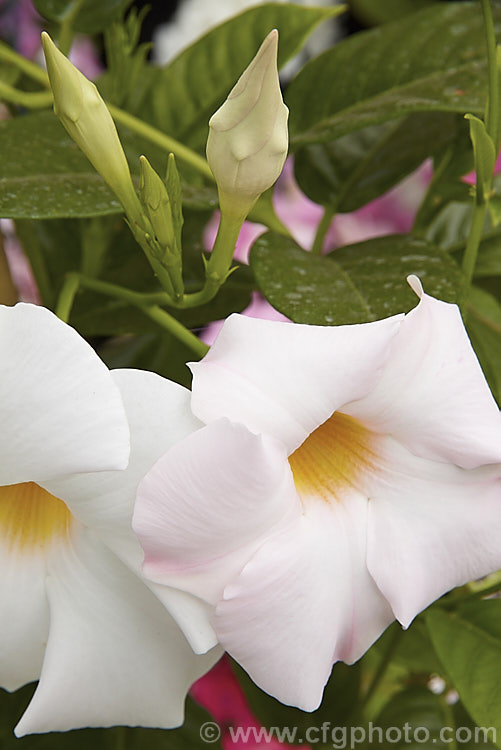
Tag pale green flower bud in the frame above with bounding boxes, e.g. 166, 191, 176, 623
139, 156, 175, 250
206, 29, 289, 220
41, 32, 140, 221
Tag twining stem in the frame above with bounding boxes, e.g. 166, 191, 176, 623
55, 274, 80, 323
461, 200, 489, 291
0, 81, 52, 108
359, 627, 404, 711
0, 42, 48, 84
55, 273, 208, 357
311, 206, 335, 255
461, 0, 499, 306
142, 305, 209, 357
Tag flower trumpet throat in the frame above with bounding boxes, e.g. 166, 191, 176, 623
41, 32, 141, 222
206, 29, 289, 221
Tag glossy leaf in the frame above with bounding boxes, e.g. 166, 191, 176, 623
426, 601, 501, 748
145, 2, 344, 151
250, 232, 461, 325
294, 113, 457, 211
33, 0, 132, 34
287, 3, 499, 146
349, 0, 436, 26
0, 113, 217, 219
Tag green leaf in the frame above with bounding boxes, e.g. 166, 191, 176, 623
0, 113, 122, 219
33, 0, 132, 34
349, 0, 436, 26
373, 620, 443, 676
250, 233, 461, 325
287, 3, 499, 146
0, 113, 217, 219
426, 601, 501, 748
371, 686, 450, 749
452, 702, 498, 749
144, 2, 344, 151
0, 686, 222, 749
294, 113, 457, 211
465, 114, 497, 202
466, 286, 501, 406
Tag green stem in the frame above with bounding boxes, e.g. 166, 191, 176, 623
0, 42, 48, 84
58, 0, 86, 55
461, 0, 498, 306
142, 306, 209, 358
456, 579, 501, 604
360, 627, 404, 711
107, 105, 214, 180
461, 201, 488, 294
0, 81, 52, 108
177, 211, 244, 308
55, 274, 80, 322
311, 206, 335, 255
481, 0, 499, 144
66, 274, 207, 357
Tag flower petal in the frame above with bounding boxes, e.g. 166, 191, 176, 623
15, 527, 221, 736
41, 368, 216, 654
0, 303, 129, 484
134, 418, 300, 603
0, 547, 49, 691
215, 499, 393, 711
42, 368, 202, 534
366, 436, 501, 628
345, 289, 501, 469
190, 313, 402, 453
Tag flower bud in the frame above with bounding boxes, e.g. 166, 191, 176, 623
206, 29, 289, 220
41, 32, 140, 221
139, 156, 176, 250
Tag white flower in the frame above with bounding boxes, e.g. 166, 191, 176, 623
0, 303, 219, 735
206, 30, 289, 220
134, 278, 501, 711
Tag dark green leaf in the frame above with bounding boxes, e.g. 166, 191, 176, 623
144, 3, 344, 151
466, 286, 501, 406
372, 686, 450, 749
349, 0, 436, 26
33, 0, 132, 34
287, 3, 498, 146
0, 113, 122, 219
0, 113, 218, 219
250, 232, 461, 325
373, 620, 443, 676
452, 702, 498, 749
426, 601, 501, 748
294, 113, 457, 211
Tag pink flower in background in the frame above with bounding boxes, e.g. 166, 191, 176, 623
192, 657, 306, 750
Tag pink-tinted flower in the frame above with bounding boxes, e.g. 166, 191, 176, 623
134, 277, 501, 711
